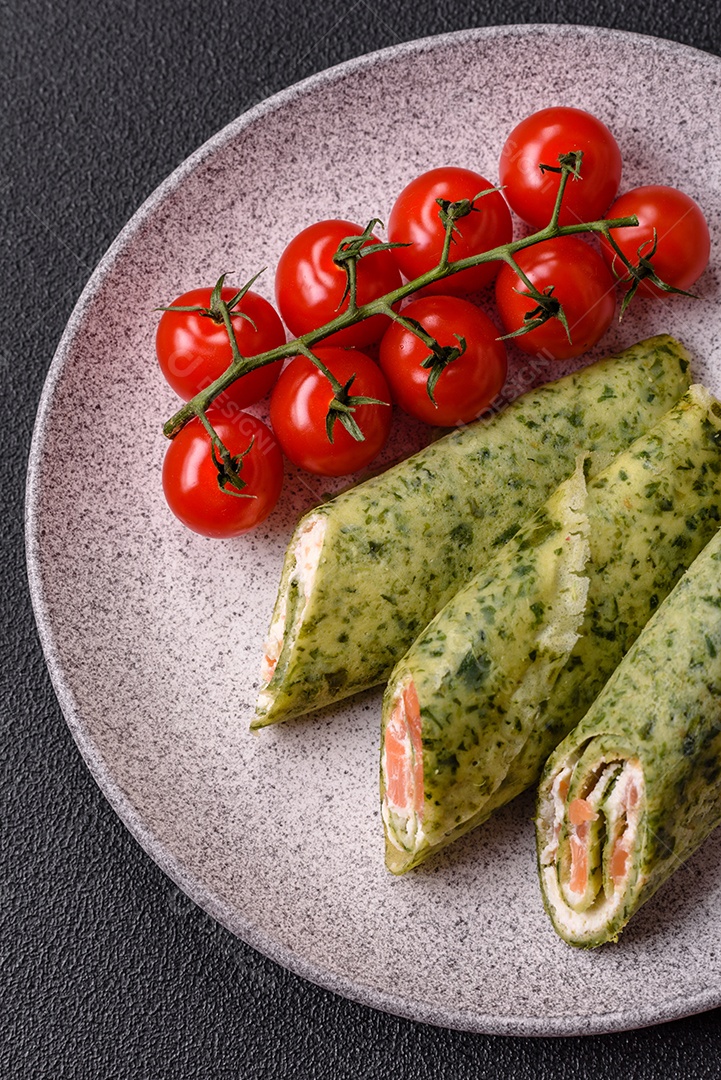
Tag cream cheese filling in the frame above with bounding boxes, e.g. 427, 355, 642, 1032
258, 514, 326, 700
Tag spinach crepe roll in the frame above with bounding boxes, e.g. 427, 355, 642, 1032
536, 527, 721, 947
254, 336, 690, 728
381, 385, 721, 873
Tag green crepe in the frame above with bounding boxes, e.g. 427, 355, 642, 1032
381, 386, 721, 873
537, 527, 721, 947
254, 336, 691, 728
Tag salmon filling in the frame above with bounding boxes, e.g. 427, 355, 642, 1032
381, 679, 425, 852
539, 754, 644, 934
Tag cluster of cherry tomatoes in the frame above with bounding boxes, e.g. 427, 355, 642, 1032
157, 106, 711, 538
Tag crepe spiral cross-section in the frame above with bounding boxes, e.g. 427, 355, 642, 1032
536, 526, 721, 947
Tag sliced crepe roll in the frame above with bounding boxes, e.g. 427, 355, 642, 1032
537, 527, 721, 947
381, 385, 721, 873
253, 336, 691, 727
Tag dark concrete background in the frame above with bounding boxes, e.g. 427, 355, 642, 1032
3, 2, 721, 1076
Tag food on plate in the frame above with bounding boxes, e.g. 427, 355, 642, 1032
536, 528, 721, 947
599, 184, 711, 299
252, 336, 691, 728
274, 219, 402, 348
386, 166, 513, 294
498, 106, 622, 229
162, 108, 711, 540
269, 346, 392, 476
156, 282, 285, 408
162, 410, 284, 538
380, 385, 721, 873
378, 295, 507, 425
494, 237, 617, 360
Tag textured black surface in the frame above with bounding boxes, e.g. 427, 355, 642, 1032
3, 1, 721, 1076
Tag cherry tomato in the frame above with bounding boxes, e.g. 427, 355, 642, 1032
269, 347, 392, 476
156, 286, 285, 407
162, 410, 283, 537
387, 167, 513, 295
274, 220, 402, 348
499, 107, 622, 229
600, 184, 711, 298
378, 295, 507, 425
494, 236, 616, 360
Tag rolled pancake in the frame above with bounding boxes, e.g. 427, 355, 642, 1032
536, 527, 721, 947
381, 386, 721, 872
254, 336, 691, 727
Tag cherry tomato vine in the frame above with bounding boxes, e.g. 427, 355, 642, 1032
164, 154, 638, 438
159, 137, 708, 532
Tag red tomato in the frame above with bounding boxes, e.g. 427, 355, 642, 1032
600, 184, 711, 298
387, 167, 513, 294
274, 220, 402, 348
494, 237, 616, 360
162, 410, 283, 537
156, 286, 285, 407
499, 107, 622, 229
269, 347, 392, 476
379, 295, 507, 425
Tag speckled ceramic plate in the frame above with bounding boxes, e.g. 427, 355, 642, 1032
26, 25, 721, 1036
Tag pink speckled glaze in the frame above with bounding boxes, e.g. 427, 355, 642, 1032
26, 25, 721, 1035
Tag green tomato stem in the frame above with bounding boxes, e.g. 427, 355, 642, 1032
162, 205, 639, 440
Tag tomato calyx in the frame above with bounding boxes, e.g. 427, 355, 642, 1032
538, 150, 584, 182
419, 335, 467, 404
332, 218, 408, 311
605, 230, 698, 316
387, 311, 468, 405
198, 410, 255, 498
499, 282, 570, 343
436, 186, 501, 267
157, 271, 264, 331
291, 341, 390, 444
325, 372, 390, 443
